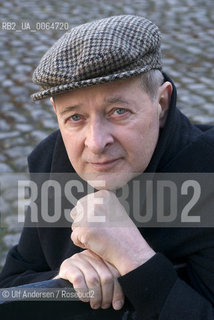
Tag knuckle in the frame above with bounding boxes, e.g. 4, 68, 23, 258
87, 275, 99, 288
70, 253, 79, 260
102, 274, 113, 286
73, 273, 84, 286
59, 262, 71, 279
70, 207, 76, 218
58, 269, 66, 278
80, 233, 89, 247
76, 202, 82, 213
71, 232, 77, 244
61, 257, 69, 266
60, 258, 70, 271
76, 197, 84, 206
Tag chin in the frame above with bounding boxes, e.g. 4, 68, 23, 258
82, 172, 139, 191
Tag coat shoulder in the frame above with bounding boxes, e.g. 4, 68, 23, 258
198, 125, 214, 150
28, 130, 60, 173
163, 125, 214, 173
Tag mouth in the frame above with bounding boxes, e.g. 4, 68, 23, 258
89, 158, 122, 171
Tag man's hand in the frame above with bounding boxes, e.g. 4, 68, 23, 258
71, 190, 155, 276
56, 249, 125, 310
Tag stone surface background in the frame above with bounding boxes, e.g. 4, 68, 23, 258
0, 0, 214, 270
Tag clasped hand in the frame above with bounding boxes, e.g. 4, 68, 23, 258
58, 190, 155, 310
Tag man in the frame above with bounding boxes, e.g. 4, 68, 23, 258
0, 15, 214, 319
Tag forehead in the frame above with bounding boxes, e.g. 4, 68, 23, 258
54, 76, 143, 107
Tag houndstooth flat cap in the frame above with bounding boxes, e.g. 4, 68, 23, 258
31, 15, 162, 101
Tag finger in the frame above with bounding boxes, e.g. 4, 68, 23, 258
71, 228, 87, 249
59, 263, 89, 303
70, 255, 102, 309
103, 261, 125, 310
112, 278, 125, 310
104, 260, 121, 277
83, 251, 114, 309
70, 202, 84, 225
70, 206, 76, 221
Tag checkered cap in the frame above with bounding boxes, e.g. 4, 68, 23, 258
31, 15, 162, 101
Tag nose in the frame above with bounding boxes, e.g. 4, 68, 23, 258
84, 120, 114, 154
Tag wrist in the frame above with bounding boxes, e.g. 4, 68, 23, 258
118, 247, 156, 276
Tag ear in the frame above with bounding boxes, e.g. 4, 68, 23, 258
50, 97, 57, 114
157, 81, 173, 128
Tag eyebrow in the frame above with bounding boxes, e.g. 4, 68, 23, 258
59, 105, 81, 117
104, 96, 129, 105
58, 96, 129, 117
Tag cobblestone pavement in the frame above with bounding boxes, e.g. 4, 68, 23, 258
0, 0, 214, 269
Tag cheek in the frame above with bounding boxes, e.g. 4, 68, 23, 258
128, 115, 160, 168
143, 115, 160, 150
60, 130, 83, 166
133, 112, 159, 142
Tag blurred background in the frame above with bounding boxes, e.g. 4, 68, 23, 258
0, 0, 214, 270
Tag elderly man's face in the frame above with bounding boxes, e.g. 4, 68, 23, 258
52, 77, 171, 189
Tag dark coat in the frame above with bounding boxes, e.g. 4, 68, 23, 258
1, 75, 214, 319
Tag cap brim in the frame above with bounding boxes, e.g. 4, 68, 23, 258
31, 65, 162, 101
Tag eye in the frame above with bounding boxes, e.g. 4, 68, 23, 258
70, 114, 82, 121
113, 108, 127, 115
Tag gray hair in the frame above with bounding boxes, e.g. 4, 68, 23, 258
139, 70, 164, 100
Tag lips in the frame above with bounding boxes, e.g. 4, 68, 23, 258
89, 158, 121, 171
92, 159, 118, 165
